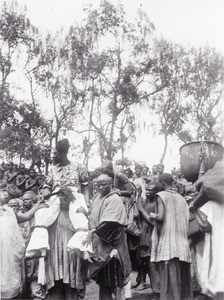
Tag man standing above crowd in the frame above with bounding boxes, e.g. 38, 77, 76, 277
47, 138, 88, 197
44, 138, 89, 300
150, 173, 192, 300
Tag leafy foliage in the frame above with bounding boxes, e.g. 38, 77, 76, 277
0, 0, 223, 167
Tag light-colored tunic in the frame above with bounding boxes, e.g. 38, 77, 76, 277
200, 201, 224, 297
151, 190, 191, 263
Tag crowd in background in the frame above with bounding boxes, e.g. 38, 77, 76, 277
0, 138, 223, 300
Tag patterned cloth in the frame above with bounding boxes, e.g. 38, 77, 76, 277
46, 209, 87, 291
47, 162, 87, 191
96, 256, 124, 288
44, 162, 88, 293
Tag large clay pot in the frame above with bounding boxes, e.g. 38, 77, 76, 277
179, 141, 224, 182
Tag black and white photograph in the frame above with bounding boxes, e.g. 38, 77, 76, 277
0, 0, 224, 299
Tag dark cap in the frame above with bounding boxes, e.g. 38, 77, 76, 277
56, 138, 70, 154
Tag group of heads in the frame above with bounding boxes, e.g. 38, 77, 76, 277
124, 163, 165, 179
0, 182, 52, 213
0, 162, 27, 174
7, 191, 37, 213
0, 189, 36, 211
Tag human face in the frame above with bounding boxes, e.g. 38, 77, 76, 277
124, 170, 130, 178
135, 168, 141, 177
176, 169, 182, 179
152, 165, 157, 175
142, 167, 148, 176
8, 163, 14, 171
20, 164, 25, 174
22, 194, 33, 210
0, 190, 10, 205
157, 165, 164, 175
96, 181, 111, 196
52, 149, 63, 164
29, 170, 36, 178
8, 200, 20, 213
146, 184, 157, 200
37, 176, 45, 186
58, 192, 71, 209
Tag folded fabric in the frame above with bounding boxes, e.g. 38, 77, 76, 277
67, 231, 93, 253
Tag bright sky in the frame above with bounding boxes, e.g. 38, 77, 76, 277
1, 0, 224, 170
18, 0, 224, 53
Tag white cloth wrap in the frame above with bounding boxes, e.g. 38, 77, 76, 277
199, 201, 224, 296
26, 186, 92, 253
67, 187, 93, 253
26, 195, 60, 252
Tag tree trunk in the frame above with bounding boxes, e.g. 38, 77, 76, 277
45, 139, 53, 175
160, 134, 168, 163
106, 111, 117, 161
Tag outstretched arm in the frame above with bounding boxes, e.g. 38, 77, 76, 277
137, 200, 155, 225
16, 197, 48, 223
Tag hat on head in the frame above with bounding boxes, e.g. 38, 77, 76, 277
56, 138, 70, 154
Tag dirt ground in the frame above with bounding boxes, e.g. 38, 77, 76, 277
84, 272, 155, 300
84, 272, 206, 300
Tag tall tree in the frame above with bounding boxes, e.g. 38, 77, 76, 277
183, 46, 224, 141
33, 33, 84, 145
67, 1, 165, 162
144, 39, 192, 162
0, 1, 50, 168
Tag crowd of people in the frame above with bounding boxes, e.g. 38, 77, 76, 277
0, 138, 223, 300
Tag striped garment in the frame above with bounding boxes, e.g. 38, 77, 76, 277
151, 190, 191, 263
